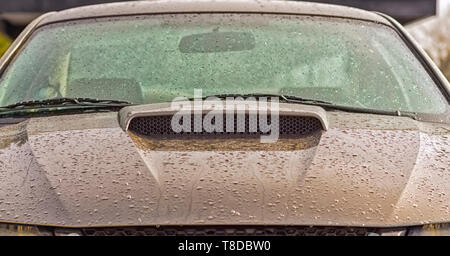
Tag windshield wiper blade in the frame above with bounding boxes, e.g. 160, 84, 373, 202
278, 95, 418, 119
190, 93, 419, 120
0, 97, 132, 110
191, 93, 334, 104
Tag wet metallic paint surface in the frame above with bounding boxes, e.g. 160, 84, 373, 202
0, 111, 449, 227
40, 0, 390, 28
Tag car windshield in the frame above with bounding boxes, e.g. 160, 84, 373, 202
0, 13, 447, 116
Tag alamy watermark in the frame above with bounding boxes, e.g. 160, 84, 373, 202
170, 89, 280, 143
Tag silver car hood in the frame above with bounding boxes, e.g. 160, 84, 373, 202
0, 108, 449, 227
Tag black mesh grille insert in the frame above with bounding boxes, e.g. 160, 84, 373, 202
128, 115, 323, 139
82, 226, 374, 236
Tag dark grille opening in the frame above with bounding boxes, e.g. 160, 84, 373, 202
82, 226, 375, 236
128, 115, 323, 139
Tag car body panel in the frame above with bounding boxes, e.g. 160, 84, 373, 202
0, 109, 449, 228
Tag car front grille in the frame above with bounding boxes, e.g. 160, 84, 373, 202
128, 115, 323, 139
82, 226, 375, 236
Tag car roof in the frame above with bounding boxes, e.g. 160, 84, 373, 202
38, 0, 391, 27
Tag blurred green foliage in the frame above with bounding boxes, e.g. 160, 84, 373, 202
0, 32, 12, 57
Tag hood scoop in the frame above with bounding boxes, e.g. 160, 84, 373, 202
119, 101, 328, 140
128, 114, 322, 139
